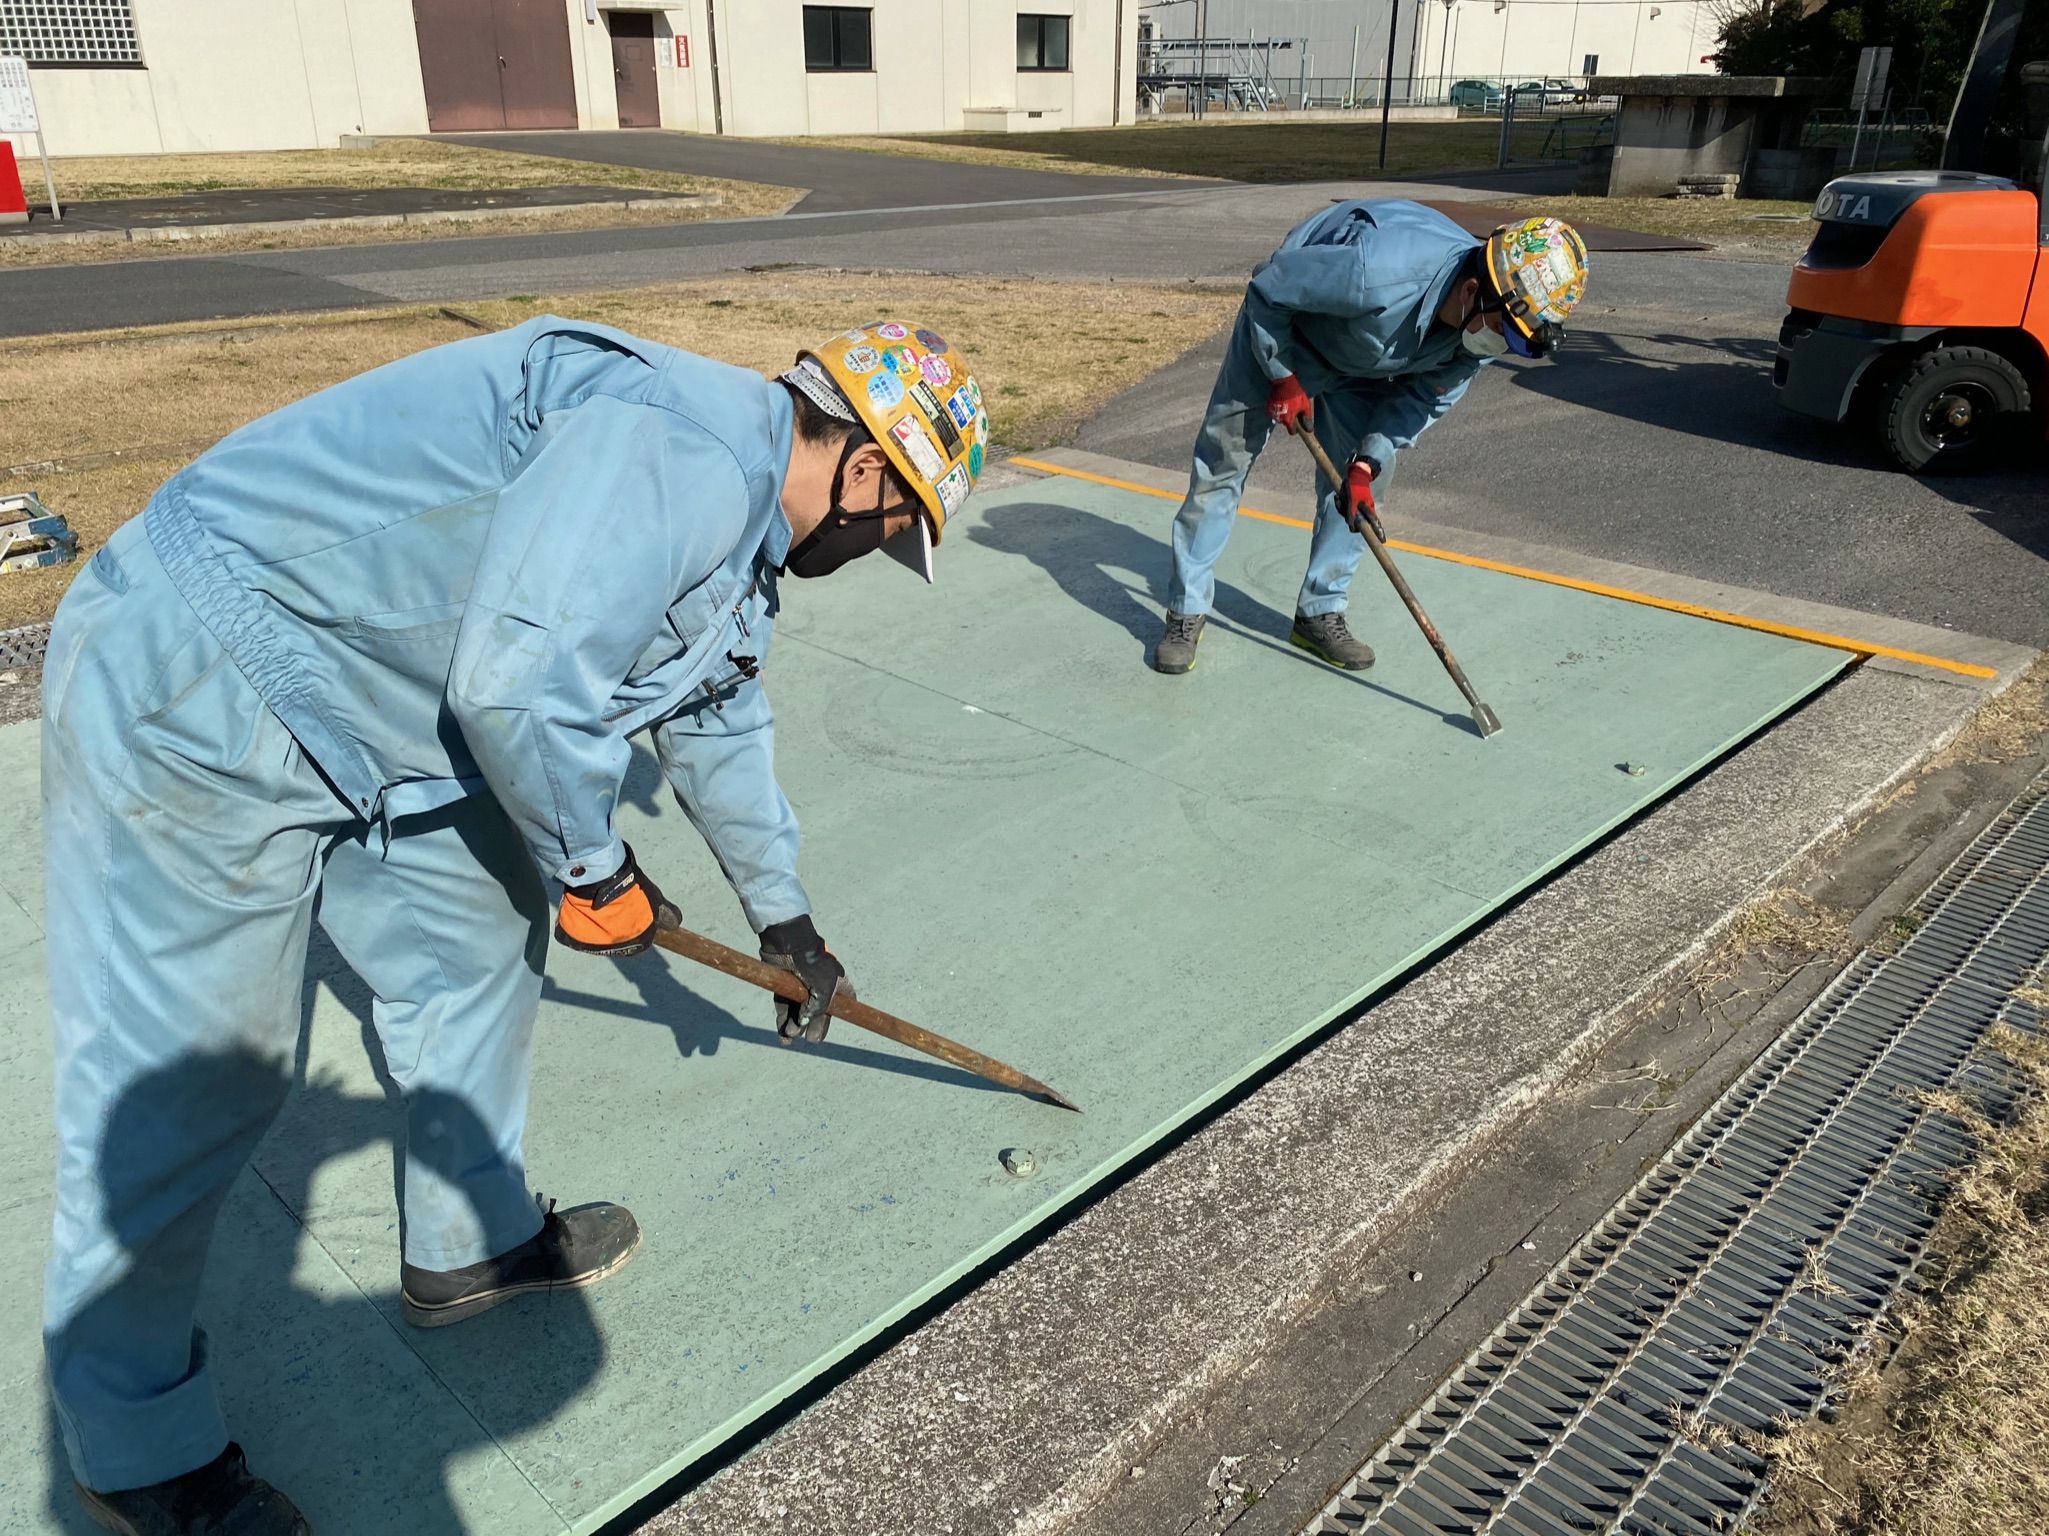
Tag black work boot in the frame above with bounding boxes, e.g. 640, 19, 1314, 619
400, 1196, 641, 1328
1290, 611, 1375, 670
1152, 610, 1207, 674
76, 1442, 312, 1535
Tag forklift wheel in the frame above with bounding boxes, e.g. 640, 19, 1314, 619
1880, 346, 2032, 473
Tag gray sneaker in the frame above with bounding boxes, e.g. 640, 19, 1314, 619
1290, 611, 1375, 670
1152, 610, 1207, 675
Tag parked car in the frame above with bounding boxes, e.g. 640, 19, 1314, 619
1511, 78, 1589, 108
1448, 79, 1504, 111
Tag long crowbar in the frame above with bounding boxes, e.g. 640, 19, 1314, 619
1288, 421, 1503, 738
650, 922, 1081, 1112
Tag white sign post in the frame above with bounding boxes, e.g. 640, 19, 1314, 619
0, 56, 60, 223
1848, 46, 1893, 173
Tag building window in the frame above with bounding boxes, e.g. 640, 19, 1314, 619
0, 0, 142, 65
1017, 13, 1069, 71
803, 6, 871, 71
1582, 53, 1599, 74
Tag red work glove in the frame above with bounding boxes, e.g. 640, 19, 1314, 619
1266, 374, 1314, 433
1343, 458, 1387, 543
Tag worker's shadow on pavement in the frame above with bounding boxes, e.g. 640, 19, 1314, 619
42, 941, 606, 1534
969, 500, 1469, 727
542, 949, 1012, 1098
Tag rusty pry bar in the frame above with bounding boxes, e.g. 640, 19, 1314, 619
1289, 422, 1503, 738
649, 922, 1081, 1112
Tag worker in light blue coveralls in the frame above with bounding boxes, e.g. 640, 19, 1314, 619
1152, 202, 1588, 675
40, 315, 987, 1536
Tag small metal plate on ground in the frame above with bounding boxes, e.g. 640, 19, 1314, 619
0, 480, 1850, 1534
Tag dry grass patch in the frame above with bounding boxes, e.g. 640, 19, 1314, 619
820, 118, 1557, 183
1751, 1017, 2049, 1536
39, 139, 764, 202
1503, 194, 1814, 247
0, 271, 1235, 630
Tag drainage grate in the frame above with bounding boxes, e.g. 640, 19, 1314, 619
0, 622, 50, 671
1308, 774, 2049, 1536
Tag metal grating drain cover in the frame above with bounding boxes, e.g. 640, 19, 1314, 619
1307, 774, 2049, 1536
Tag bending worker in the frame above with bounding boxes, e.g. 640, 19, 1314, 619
1152, 204, 1586, 674
41, 315, 985, 1535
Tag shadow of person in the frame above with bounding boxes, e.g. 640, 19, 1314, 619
968, 499, 1467, 726
42, 937, 609, 1536
542, 949, 1012, 1098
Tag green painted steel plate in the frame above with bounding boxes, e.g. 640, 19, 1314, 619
0, 479, 1850, 1533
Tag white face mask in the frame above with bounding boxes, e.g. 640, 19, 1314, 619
1461, 319, 1509, 358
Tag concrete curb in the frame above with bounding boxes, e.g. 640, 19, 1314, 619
0, 193, 717, 248
636, 462, 2037, 1536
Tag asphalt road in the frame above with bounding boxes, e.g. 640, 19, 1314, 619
1079, 251, 2049, 647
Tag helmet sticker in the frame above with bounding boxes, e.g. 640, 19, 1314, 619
842, 345, 881, 374
909, 380, 945, 417
891, 416, 946, 480
876, 322, 909, 340
967, 442, 984, 477
915, 329, 949, 353
944, 387, 975, 429
924, 400, 964, 457
867, 371, 906, 410
884, 345, 920, 378
934, 463, 972, 515
919, 354, 952, 389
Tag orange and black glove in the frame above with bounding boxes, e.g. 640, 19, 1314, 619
555, 844, 679, 958
1266, 373, 1314, 434
758, 914, 848, 1044
1343, 457, 1386, 544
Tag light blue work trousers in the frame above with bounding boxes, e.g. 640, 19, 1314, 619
1167, 311, 1396, 620
40, 520, 549, 1493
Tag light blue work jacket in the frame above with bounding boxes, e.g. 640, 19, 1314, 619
141, 316, 808, 927
1243, 198, 1489, 473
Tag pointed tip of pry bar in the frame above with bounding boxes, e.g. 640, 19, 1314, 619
1473, 704, 1503, 738
1040, 1087, 1083, 1113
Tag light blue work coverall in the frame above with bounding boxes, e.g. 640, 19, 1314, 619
40, 317, 808, 1492
1169, 199, 1489, 619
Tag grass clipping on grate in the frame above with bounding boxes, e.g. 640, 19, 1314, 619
1753, 1010, 2049, 1536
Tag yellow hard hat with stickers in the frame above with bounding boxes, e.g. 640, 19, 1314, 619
1482, 217, 1588, 358
801, 321, 985, 581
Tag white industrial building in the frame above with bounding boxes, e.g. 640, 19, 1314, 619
1141, 0, 1716, 104
0, 0, 1139, 154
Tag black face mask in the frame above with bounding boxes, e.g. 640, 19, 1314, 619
783, 434, 903, 580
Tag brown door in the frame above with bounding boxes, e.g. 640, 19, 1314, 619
413, 0, 577, 131
414, 0, 507, 131
494, 0, 579, 128
608, 12, 661, 127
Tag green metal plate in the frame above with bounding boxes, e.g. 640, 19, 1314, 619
0, 479, 1850, 1533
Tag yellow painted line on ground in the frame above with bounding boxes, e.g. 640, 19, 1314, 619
1007, 455, 1999, 680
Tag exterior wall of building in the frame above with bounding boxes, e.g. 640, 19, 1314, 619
4, 0, 1132, 156
12, 0, 431, 156
1412, 0, 1716, 88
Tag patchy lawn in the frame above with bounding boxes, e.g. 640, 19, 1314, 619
34, 139, 768, 202
0, 270, 1235, 629
1502, 194, 1815, 249
814, 118, 1579, 183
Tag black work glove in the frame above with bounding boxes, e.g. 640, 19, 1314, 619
555, 843, 680, 958
758, 914, 849, 1044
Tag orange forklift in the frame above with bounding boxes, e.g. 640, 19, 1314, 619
1773, 52, 2049, 470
